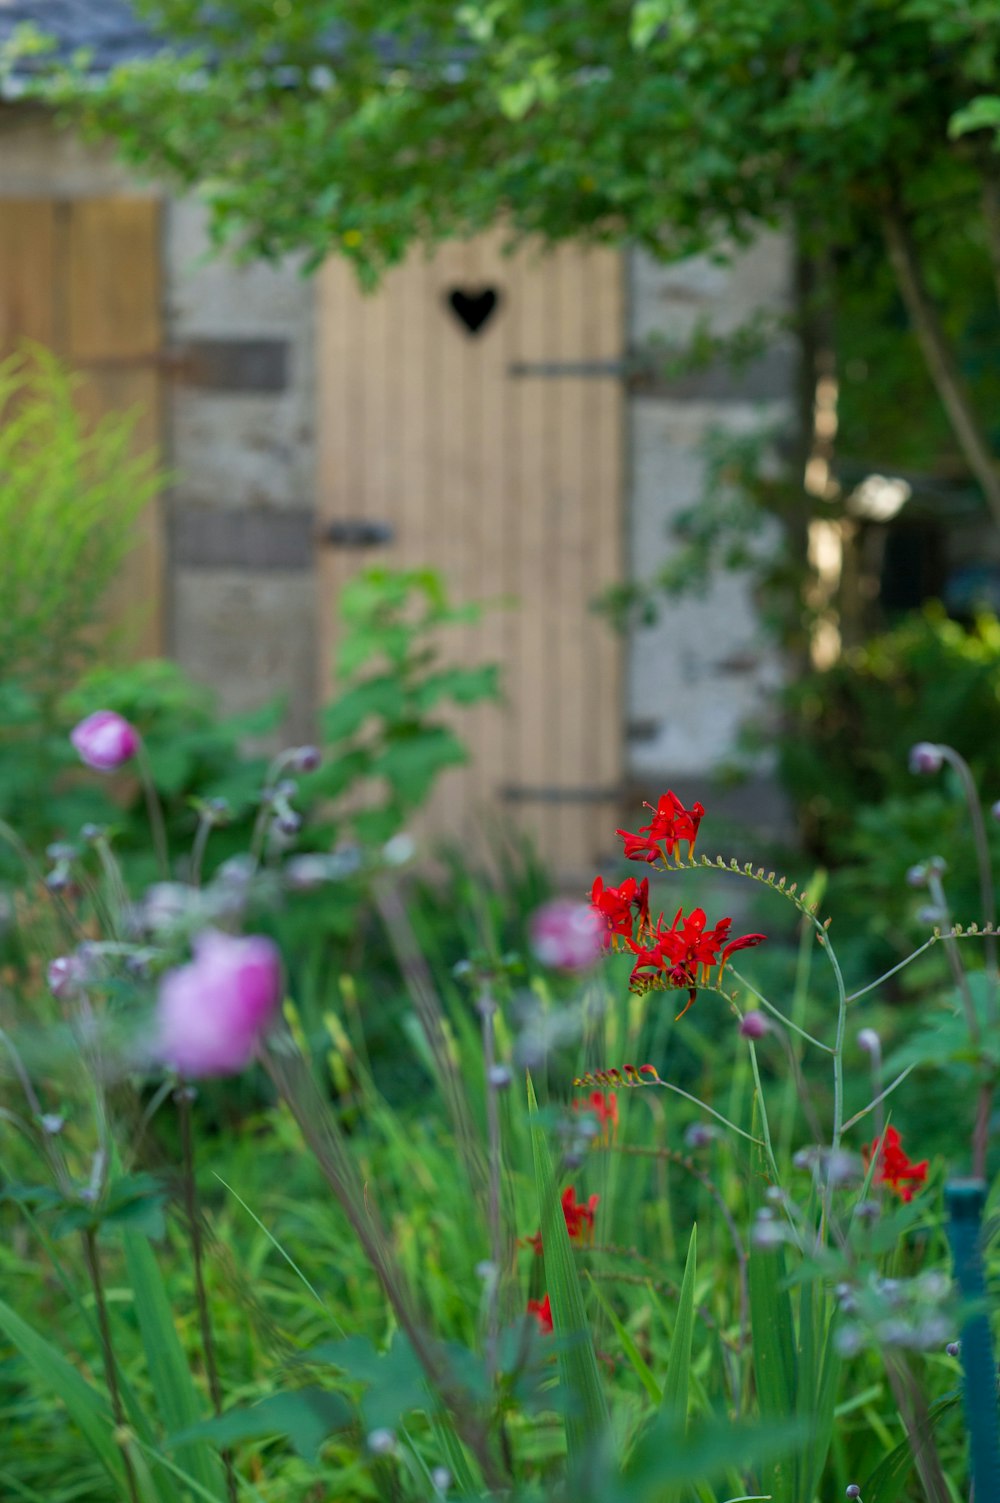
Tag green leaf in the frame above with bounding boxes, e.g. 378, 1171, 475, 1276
171, 1388, 351, 1464
322, 676, 408, 743
660, 1223, 697, 1422
796, 1276, 840, 1501
586, 1275, 662, 1405
414, 664, 501, 711
527, 1072, 609, 1463
616, 1414, 808, 1501
0, 1295, 124, 1489
370, 727, 468, 805
949, 94, 1000, 139
122, 1233, 226, 1499
748, 1119, 799, 1503
863, 1394, 960, 1503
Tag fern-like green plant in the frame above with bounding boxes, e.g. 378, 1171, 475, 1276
0, 344, 161, 704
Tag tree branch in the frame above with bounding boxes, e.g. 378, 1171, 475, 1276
881, 194, 1000, 530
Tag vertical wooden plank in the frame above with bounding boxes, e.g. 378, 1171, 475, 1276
464, 228, 513, 857
552, 242, 590, 875
66, 198, 160, 359
0, 201, 58, 352
587, 249, 626, 866
509, 243, 559, 859
63, 197, 164, 659
418, 237, 479, 845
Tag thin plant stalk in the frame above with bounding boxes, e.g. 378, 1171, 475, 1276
816, 924, 849, 1152
845, 937, 937, 1002
135, 740, 169, 879
841, 1065, 916, 1134
81, 1227, 142, 1503
477, 990, 503, 1379
260, 1039, 506, 1491
374, 879, 488, 1205
175, 1086, 238, 1503
645, 1077, 766, 1147
927, 871, 994, 1176
927, 873, 981, 1047
938, 745, 998, 992
189, 814, 214, 889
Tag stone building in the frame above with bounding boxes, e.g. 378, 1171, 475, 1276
0, 1, 794, 868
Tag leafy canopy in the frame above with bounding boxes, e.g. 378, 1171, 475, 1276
44, 0, 1000, 283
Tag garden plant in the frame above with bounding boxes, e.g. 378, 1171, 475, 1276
1, 686, 999, 1500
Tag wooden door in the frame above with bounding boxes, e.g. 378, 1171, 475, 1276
0, 197, 164, 657
317, 232, 624, 876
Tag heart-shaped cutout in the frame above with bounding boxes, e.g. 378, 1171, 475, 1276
446, 287, 501, 335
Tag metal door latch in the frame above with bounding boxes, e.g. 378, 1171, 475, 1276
321, 520, 394, 548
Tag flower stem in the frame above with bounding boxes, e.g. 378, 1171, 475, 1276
176, 1086, 238, 1503
189, 815, 213, 889
478, 990, 503, 1381
928, 873, 981, 1050
81, 1228, 141, 1503
135, 740, 169, 879
816, 925, 849, 1153
940, 746, 998, 997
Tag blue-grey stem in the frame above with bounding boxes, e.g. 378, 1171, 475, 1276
939, 746, 998, 1003
945, 1181, 1000, 1502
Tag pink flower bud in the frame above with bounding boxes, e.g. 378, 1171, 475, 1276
739, 1011, 769, 1039
48, 954, 88, 999
908, 742, 942, 776
529, 900, 604, 972
154, 929, 282, 1078
289, 745, 321, 773
70, 711, 139, 771
857, 1028, 881, 1056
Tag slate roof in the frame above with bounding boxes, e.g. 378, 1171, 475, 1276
0, 0, 164, 78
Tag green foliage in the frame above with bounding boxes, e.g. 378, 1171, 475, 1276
764, 607, 1000, 959
527, 1071, 609, 1461
0, 347, 160, 698
34, 0, 998, 281
313, 568, 500, 846
2, 609, 995, 1499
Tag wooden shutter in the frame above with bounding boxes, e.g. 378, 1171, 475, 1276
0, 196, 164, 657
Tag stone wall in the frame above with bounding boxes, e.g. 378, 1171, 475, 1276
625, 234, 797, 792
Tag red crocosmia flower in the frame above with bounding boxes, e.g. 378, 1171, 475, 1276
522, 1229, 544, 1256
618, 791, 706, 868
561, 1185, 599, 1241
590, 876, 651, 949
527, 1294, 553, 1335
864, 1126, 929, 1202
644, 791, 705, 855
615, 828, 663, 864
573, 1089, 619, 1142
627, 906, 766, 1017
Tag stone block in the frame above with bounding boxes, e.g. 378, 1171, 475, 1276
171, 568, 317, 747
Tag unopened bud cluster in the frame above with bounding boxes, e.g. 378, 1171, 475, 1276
833, 1271, 955, 1357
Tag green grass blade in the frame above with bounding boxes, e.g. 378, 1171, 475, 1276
431, 1415, 483, 1498
122, 1233, 226, 1499
587, 1274, 663, 1405
526, 1072, 609, 1461
660, 1223, 697, 1422
863, 1395, 960, 1503
799, 1282, 840, 1501
0, 1295, 124, 1490
747, 1120, 798, 1503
